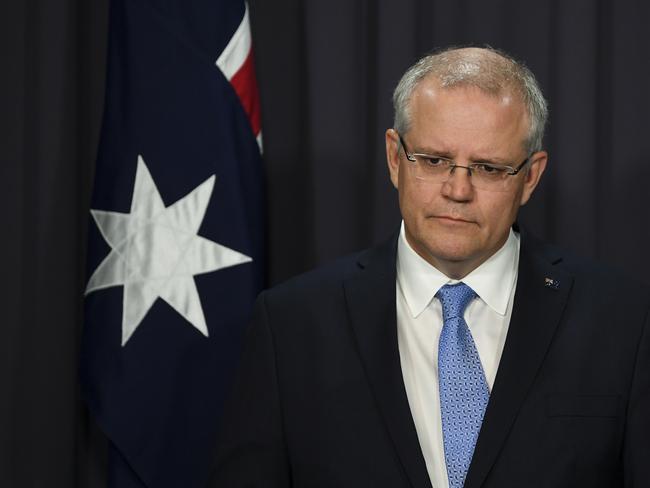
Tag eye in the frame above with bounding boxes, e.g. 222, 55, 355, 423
473, 163, 507, 174
420, 156, 447, 167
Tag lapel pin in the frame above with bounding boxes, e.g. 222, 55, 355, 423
544, 277, 560, 290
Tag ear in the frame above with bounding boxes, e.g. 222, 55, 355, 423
519, 150, 548, 206
386, 128, 401, 189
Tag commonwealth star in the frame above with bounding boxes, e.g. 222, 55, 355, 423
86, 155, 252, 345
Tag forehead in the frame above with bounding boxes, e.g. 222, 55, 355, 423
408, 78, 529, 155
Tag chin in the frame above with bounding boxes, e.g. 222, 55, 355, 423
418, 238, 477, 264
407, 221, 482, 265
430, 246, 477, 264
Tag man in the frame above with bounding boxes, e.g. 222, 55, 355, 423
210, 47, 650, 487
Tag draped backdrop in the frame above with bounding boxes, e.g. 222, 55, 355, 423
2, 0, 650, 485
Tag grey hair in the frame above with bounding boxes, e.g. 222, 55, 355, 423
392, 46, 548, 153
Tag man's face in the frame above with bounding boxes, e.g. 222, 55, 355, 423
386, 78, 547, 278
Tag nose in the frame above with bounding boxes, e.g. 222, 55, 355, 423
441, 166, 474, 201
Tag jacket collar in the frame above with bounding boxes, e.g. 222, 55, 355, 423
345, 233, 433, 488
464, 226, 573, 487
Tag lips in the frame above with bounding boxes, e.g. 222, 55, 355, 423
432, 215, 475, 224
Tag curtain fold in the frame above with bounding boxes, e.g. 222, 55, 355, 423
0, 0, 108, 486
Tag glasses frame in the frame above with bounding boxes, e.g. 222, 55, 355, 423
398, 133, 531, 178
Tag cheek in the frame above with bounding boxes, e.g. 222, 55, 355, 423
399, 179, 437, 212
481, 193, 521, 230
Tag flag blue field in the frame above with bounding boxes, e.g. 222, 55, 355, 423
81, 0, 265, 486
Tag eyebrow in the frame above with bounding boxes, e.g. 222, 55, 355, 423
412, 147, 511, 166
409, 144, 452, 158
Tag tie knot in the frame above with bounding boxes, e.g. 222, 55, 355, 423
436, 283, 476, 321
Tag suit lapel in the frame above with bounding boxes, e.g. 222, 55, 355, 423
344, 236, 433, 488
464, 232, 574, 488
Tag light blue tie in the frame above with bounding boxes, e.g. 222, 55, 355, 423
437, 283, 489, 488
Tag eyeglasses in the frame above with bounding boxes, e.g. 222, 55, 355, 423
398, 133, 531, 192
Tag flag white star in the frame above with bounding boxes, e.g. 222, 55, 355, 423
85, 155, 252, 345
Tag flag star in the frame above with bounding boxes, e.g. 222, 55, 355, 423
86, 155, 252, 345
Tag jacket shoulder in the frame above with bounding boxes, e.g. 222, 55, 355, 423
262, 250, 365, 305
260, 233, 398, 308
526, 234, 650, 301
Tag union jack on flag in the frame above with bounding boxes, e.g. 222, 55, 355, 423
81, 0, 265, 486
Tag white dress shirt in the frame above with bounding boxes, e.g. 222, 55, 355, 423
396, 222, 520, 488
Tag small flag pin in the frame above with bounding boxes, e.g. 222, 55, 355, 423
544, 277, 560, 290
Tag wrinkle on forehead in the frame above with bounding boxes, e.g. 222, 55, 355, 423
409, 81, 529, 158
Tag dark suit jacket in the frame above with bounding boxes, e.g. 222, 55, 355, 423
210, 230, 650, 487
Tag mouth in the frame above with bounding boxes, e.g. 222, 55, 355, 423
432, 215, 475, 225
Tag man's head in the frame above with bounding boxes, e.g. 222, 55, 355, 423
386, 46, 548, 278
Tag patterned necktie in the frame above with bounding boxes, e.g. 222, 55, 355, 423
437, 283, 489, 488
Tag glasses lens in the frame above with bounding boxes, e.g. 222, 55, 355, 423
470, 164, 511, 191
411, 157, 513, 192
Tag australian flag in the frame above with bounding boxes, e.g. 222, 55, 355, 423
81, 0, 265, 487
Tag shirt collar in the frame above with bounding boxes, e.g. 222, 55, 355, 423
396, 221, 520, 318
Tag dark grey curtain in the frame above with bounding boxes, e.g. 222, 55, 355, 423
250, 0, 650, 283
2, 0, 650, 485
0, 0, 108, 486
